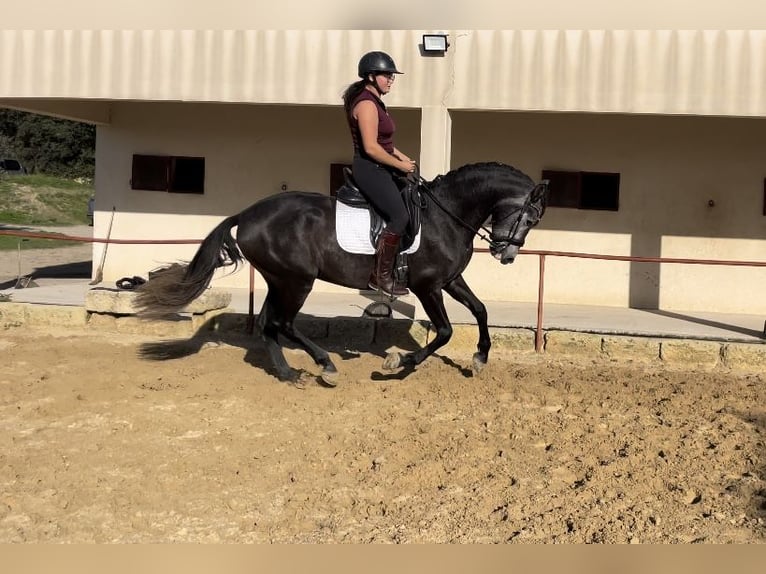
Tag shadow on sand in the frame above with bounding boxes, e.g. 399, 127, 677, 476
137, 312, 476, 386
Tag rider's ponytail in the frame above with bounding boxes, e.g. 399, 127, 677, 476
342, 79, 369, 120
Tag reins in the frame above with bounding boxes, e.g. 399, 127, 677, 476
416, 174, 542, 251
416, 175, 497, 248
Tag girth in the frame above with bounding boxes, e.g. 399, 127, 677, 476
335, 167, 423, 251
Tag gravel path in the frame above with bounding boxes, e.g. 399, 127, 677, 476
0, 224, 93, 287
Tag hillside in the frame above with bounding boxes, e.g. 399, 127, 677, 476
0, 174, 93, 249
0, 174, 92, 226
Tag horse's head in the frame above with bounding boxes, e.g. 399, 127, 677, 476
489, 180, 548, 264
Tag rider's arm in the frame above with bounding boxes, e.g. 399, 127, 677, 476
392, 147, 412, 162
355, 101, 413, 173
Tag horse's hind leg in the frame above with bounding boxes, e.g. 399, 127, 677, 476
257, 294, 299, 383
258, 283, 338, 385
278, 325, 339, 387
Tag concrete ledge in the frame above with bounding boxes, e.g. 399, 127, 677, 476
602, 336, 661, 362
85, 287, 232, 315
191, 307, 229, 332
443, 324, 481, 354
659, 339, 721, 368
2, 300, 764, 374
327, 318, 375, 347
1, 302, 87, 329
436, 326, 537, 355
201, 312, 250, 333
489, 327, 536, 354
375, 319, 430, 348
87, 312, 194, 337
545, 331, 603, 356
294, 317, 330, 340
722, 343, 766, 371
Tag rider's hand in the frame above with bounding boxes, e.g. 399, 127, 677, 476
400, 159, 416, 174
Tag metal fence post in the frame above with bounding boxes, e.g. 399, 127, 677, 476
535, 254, 546, 352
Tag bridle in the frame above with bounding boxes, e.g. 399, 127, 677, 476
488, 182, 548, 248
417, 174, 547, 251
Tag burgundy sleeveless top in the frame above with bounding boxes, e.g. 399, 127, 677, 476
348, 89, 396, 159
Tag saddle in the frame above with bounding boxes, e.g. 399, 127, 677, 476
335, 167, 425, 290
335, 167, 423, 250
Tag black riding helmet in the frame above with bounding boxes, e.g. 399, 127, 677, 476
358, 51, 403, 78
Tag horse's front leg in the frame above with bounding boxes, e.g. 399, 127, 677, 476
443, 274, 490, 374
383, 288, 452, 370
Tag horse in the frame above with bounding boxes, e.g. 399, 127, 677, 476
134, 161, 548, 386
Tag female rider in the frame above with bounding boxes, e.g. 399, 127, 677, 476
342, 51, 416, 297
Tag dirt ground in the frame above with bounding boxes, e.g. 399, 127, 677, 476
1, 323, 765, 543
2, 229, 766, 543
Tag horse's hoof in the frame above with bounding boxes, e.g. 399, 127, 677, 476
319, 369, 339, 388
472, 352, 487, 375
383, 352, 402, 371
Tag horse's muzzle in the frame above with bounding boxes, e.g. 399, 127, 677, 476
492, 243, 520, 265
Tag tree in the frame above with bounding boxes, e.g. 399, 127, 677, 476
0, 109, 96, 179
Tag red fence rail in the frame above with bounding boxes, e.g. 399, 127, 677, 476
477, 247, 766, 351
3, 228, 765, 351
0, 229, 200, 245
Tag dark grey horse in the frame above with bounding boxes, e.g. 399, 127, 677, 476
134, 162, 548, 385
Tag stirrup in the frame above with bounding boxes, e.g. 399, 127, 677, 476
368, 279, 409, 299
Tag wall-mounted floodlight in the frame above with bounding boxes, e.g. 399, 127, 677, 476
422, 34, 449, 54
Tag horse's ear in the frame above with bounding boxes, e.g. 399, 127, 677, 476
533, 181, 549, 202
532, 181, 549, 214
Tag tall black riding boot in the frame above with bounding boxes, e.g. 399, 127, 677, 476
369, 229, 409, 297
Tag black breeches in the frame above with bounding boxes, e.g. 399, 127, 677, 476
352, 157, 409, 235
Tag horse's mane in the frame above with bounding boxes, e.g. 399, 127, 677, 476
426, 161, 534, 192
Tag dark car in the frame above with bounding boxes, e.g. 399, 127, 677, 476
0, 158, 27, 175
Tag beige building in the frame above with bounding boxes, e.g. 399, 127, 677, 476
1, 29, 765, 313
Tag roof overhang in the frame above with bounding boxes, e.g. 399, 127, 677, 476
0, 98, 111, 125
2, 30, 765, 118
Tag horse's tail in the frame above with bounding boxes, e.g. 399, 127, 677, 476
134, 214, 243, 317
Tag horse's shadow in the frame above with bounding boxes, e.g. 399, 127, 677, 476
137, 312, 476, 383
368, 354, 472, 381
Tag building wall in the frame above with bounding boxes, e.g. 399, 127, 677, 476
451, 111, 766, 313
93, 101, 421, 290
95, 103, 766, 314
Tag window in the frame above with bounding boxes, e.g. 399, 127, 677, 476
131, 155, 205, 194
542, 169, 620, 211
131, 155, 168, 191
170, 157, 205, 194
763, 178, 766, 216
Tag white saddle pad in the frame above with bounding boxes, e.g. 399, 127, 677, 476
335, 202, 421, 255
